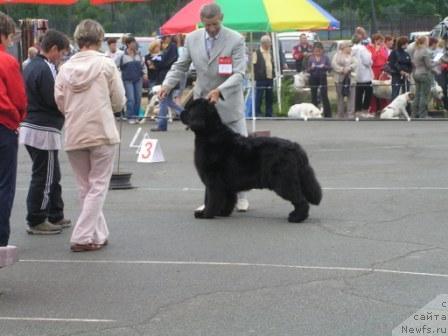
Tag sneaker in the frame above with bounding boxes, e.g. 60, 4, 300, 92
128, 119, 137, 125
26, 222, 62, 235
195, 204, 205, 211
150, 128, 166, 132
236, 198, 249, 212
51, 218, 72, 229
0, 245, 18, 268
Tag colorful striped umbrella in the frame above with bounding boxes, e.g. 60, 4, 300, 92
160, 0, 339, 35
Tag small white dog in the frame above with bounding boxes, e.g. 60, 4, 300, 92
431, 82, 444, 100
380, 92, 414, 120
140, 85, 161, 124
288, 103, 322, 119
293, 72, 310, 91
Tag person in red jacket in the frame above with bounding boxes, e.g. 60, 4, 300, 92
0, 12, 27, 248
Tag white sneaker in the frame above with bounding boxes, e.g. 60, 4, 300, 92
0, 245, 18, 268
236, 198, 249, 212
195, 204, 205, 211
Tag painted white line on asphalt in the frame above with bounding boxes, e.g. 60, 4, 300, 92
20, 259, 448, 279
0, 317, 116, 323
14, 186, 448, 192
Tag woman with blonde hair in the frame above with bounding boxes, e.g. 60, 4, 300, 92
332, 42, 358, 118
55, 19, 126, 252
412, 36, 433, 118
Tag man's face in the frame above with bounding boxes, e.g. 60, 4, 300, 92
202, 15, 222, 38
109, 42, 117, 53
47, 45, 67, 64
300, 35, 307, 44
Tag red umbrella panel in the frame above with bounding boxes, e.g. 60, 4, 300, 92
160, 0, 211, 35
90, 0, 147, 5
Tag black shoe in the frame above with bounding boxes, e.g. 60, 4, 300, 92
150, 128, 166, 132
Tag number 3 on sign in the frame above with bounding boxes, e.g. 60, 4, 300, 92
141, 141, 153, 159
137, 139, 165, 163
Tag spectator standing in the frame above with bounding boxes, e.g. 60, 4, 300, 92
385, 35, 394, 56
0, 11, 27, 248
144, 39, 162, 92
412, 36, 433, 118
253, 35, 274, 117
20, 29, 71, 235
352, 36, 373, 114
55, 19, 126, 252
152, 35, 183, 132
118, 36, 146, 124
292, 33, 313, 73
306, 42, 332, 118
22, 46, 38, 70
368, 33, 389, 115
332, 42, 357, 118
105, 37, 123, 64
388, 36, 412, 100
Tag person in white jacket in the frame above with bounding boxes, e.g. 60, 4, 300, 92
55, 19, 126, 252
352, 36, 373, 114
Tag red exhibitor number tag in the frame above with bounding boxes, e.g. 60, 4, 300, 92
218, 56, 233, 77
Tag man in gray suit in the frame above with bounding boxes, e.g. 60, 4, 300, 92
159, 3, 249, 212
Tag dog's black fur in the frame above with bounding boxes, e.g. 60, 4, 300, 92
181, 98, 322, 223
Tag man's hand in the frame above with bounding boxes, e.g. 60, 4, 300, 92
207, 89, 221, 104
158, 86, 169, 100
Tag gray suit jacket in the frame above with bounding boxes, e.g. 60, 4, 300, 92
163, 27, 246, 124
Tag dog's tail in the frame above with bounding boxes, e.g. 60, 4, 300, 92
300, 164, 322, 205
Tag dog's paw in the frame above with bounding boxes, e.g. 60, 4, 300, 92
288, 210, 309, 223
194, 210, 215, 219
194, 210, 205, 218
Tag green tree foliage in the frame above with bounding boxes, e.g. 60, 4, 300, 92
0, 0, 189, 35
1, 0, 447, 36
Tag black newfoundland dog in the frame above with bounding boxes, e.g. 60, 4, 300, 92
181, 98, 322, 223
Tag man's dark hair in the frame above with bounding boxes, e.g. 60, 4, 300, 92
396, 36, 409, 49
107, 37, 117, 45
0, 11, 16, 38
40, 29, 69, 52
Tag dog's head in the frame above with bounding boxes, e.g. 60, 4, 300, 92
406, 92, 415, 102
181, 98, 223, 133
431, 84, 444, 100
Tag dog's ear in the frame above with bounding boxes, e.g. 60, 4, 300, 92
184, 98, 196, 112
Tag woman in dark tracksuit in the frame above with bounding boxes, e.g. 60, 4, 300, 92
307, 42, 332, 118
388, 36, 413, 100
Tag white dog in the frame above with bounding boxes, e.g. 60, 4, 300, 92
140, 85, 161, 124
431, 82, 444, 100
380, 92, 414, 120
293, 72, 310, 91
288, 103, 322, 119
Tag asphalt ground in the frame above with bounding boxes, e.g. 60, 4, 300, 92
1, 119, 448, 336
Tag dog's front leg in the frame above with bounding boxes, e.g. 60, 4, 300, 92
195, 187, 224, 219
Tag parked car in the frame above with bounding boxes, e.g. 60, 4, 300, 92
277, 31, 320, 72
431, 17, 448, 40
409, 31, 430, 43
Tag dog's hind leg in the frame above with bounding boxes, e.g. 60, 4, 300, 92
219, 192, 237, 217
195, 187, 226, 219
273, 180, 309, 223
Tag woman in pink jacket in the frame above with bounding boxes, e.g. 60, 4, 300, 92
55, 20, 126, 252
367, 34, 390, 115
